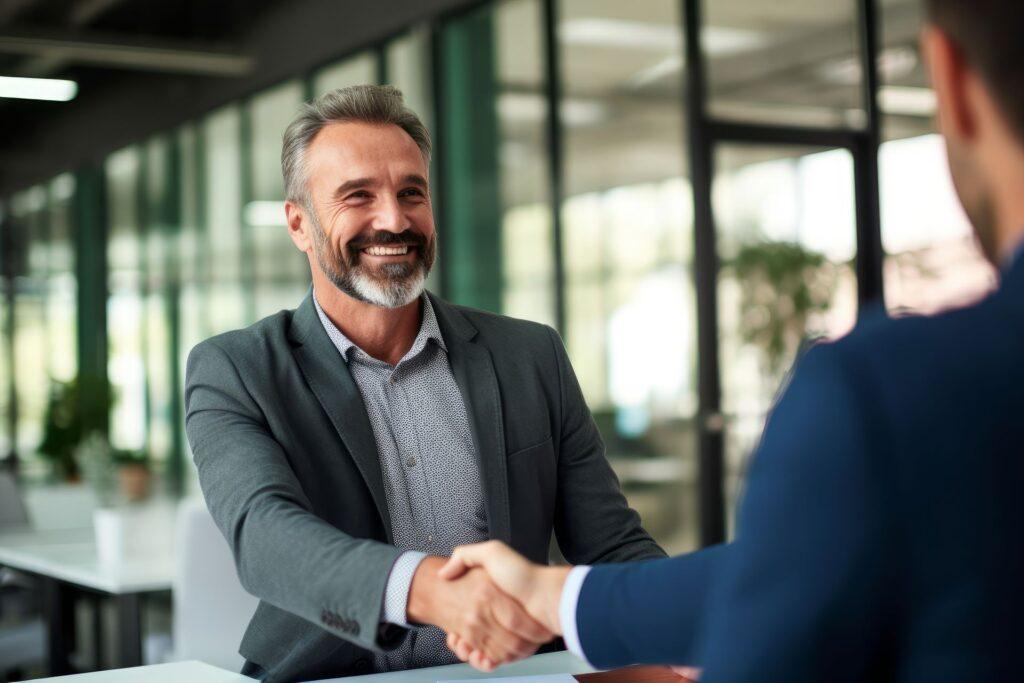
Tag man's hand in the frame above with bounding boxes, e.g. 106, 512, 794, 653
438, 540, 571, 669
406, 555, 553, 671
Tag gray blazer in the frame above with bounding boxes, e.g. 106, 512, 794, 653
184, 291, 665, 681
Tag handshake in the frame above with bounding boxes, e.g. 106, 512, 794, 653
408, 541, 702, 679
406, 540, 569, 672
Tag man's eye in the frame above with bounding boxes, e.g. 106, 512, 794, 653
401, 188, 425, 198
346, 191, 370, 200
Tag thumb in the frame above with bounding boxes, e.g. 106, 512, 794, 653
438, 544, 487, 580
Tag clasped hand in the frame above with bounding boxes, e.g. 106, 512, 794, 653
430, 542, 703, 680
432, 541, 569, 671
406, 550, 558, 671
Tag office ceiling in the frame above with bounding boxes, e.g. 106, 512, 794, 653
0, 0, 934, 198
0, 0, 473, 196
495, 0, 934, 202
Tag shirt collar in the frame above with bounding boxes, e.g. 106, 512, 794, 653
312, 290, 447, 365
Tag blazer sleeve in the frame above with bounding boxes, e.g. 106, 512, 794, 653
545, 327, 667, 565
695, 344, 896, 682
185, 338, 407, 653
575, 544, 730, 668
573, 345, 896, 677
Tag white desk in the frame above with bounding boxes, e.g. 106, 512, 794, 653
319, 651, 596, 682
31, 660, 253, 682
0, 516, 175, 675
0, 526, 173, 594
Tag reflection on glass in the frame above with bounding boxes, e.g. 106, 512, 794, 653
177, 124, 206, 494
387, 27, 444, 296
387, 28, 433, 131
879, 0, 935, 142
439, 0, 555, 323
880, 134, 995, 314
705, 1, 862, 127
312, 52, 377, 96
495, 0, 555, 326
0, 266, 8, 459
248, 81, 310, 320
9, 187, 50, 468
715, 144, 857, 528
144, 137, 174, 465
560, 0, 697, 553
203, 106, 247, 334
47, 174, 77, 385
106, 147, 147, 452
878, 0, 994, 312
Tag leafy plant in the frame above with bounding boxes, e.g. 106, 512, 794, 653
725, 240, 837, 379
37, 375, 112, 481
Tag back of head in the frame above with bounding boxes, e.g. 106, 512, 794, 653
925, 0, 1024, 144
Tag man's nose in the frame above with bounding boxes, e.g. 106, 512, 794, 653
372, 195, 407, 233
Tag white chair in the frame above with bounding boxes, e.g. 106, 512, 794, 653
169, 498, 259, 672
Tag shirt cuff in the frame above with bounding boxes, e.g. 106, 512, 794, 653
558, 565, 593, 667
382, 550, 428, 627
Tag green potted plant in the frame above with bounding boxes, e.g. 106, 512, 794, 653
726, 240, 837, 382
37, 375, 112, 482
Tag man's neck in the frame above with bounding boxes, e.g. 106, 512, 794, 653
987, 151, 1024, 266
313, 275, 422, 366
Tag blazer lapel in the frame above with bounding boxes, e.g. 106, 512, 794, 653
429, 293, 512, 543
288, 293, 393, 543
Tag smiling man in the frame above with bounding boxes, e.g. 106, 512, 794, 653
183, 85, 665, 682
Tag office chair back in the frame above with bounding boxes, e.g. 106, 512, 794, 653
172, 498, 258, 671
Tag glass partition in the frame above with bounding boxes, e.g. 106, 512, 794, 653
494, 0, 556, 327
878, 0, 995, 314
203, 105, 248, 334
559, 0, 697, 553
312, 52, 377, 96
46, 174, 77, 386
106, 147, 147, 453
248, 81, 310, 319
9, 187, 51, 472
142, 137, 176, 468
714, 143, 858, 525
704, 0, 862, 128
440, 0, 556, 325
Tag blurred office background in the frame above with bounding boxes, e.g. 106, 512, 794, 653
0, 0, 996, 676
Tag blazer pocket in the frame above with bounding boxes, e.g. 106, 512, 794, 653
506, 436, 556, 562
507, 436, 553, 460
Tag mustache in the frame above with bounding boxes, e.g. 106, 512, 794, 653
347, 230, 426, 251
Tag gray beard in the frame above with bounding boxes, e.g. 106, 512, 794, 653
308, 209, 428, 309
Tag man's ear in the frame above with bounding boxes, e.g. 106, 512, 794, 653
285, 200, 313, 253
921, 26, 976, 142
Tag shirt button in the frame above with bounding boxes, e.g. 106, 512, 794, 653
427, 534, 434, 543
406, 456, 417, 467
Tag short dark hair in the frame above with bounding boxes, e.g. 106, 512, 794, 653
925, 0, 1024, 142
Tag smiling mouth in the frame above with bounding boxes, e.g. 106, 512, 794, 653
362, 245, 412, 256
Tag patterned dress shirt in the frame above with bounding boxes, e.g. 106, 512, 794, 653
314, 292, 489, 671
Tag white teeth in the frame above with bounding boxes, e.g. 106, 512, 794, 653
364, 246, 409, 256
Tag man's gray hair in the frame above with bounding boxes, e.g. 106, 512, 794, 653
281, 84, 431, 205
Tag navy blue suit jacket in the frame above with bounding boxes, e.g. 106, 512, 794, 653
576, 252, 1024, 681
